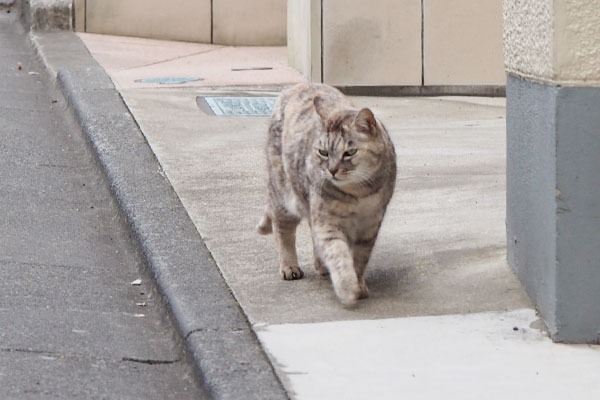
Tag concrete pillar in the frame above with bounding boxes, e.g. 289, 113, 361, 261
73, 0, 84, 32
287, 0, 321, 82
504, 0, 600, 343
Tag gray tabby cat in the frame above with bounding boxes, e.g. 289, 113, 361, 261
258, 83, 396, 306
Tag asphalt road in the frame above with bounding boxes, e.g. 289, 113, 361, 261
0, 8, 207, 399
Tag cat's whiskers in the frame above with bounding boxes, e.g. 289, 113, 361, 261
347, 169, 376, 189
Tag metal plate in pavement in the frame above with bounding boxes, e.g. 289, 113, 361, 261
202, 96, 277, 116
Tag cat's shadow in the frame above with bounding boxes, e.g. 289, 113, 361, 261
303, 263, 414, 297
364, 264, 414, 294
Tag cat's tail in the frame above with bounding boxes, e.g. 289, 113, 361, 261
256, 210, 273, 235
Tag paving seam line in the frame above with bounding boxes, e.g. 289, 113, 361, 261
26, 28, 289, 400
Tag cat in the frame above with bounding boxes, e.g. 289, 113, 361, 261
257, 83, 396, 306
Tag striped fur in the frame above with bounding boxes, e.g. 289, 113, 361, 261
258, 83, 396, 306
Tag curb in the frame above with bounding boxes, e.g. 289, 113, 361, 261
29, 29, 288, 400
21, 0, 71, 31
0, 0, 15, 9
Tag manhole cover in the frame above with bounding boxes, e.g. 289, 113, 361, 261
202, 96, 277, 116
135, 77, 203, 84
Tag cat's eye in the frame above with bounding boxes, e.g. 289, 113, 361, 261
344, 149, 358, 157
318, 149, 329, 157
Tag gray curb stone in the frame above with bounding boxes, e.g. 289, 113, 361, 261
0, 0, 15, 9
29, 30, 288, 400
21, 0, 72, 31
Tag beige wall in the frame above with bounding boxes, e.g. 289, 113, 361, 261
554, 0, 600, 84
85, 0, 211, 43
81, 0, 507, 86
213, 0, 286, 46
323, 0, 422, 86
289, 0, 505, 87
82, 0, 285, 46
425, 0, 505, 85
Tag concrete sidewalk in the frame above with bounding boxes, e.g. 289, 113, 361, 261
76, 32, 600, 399
29, 22, 600, 400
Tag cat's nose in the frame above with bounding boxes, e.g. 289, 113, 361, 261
328, 167, 338, 177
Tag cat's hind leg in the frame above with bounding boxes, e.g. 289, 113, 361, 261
272, 215, 303, 280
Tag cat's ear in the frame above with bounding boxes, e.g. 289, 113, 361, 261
354, 108, 377, 134
314, 96, 329, 121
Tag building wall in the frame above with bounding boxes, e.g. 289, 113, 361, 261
503, 0, 554, 82
213, 0, 287, 46
504, 0, 600, 85
77, 1, 505, 87
554, 0, 600, 84
289, 0, 505, 88
322, 0, 422, 86
425, 0, 505, 85
77, 0, 287, 46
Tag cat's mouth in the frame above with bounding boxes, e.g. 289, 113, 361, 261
329, 174, 349, 185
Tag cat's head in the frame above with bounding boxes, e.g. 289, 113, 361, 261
312, 97, 387, 188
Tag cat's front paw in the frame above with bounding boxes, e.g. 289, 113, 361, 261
280, 265, 304, 280
335, 284, 361, 308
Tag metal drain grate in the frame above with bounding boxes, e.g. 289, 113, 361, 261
203, 96, 276, 116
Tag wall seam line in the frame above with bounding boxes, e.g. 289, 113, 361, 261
421, 0, 425, 86
210, 0, 214, 44
320, 0, 324, 83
